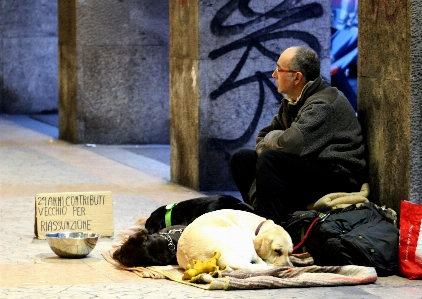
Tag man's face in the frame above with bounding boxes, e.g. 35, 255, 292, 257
272, 49, 296, 97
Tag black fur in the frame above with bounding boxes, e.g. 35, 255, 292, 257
113, 225, 185, 267
145, 195, 253, 234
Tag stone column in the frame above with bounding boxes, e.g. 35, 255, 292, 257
58, 0, 169, 144
358, 0, 421, 212
170, 0, 331, 191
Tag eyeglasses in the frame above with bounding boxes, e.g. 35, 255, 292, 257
275, 67, 299, 73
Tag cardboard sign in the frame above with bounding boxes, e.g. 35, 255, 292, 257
35, 191, 114, 239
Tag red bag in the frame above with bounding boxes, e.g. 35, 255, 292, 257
398, 200, 422, 279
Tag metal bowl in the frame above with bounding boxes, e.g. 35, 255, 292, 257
45, 232, 100, 258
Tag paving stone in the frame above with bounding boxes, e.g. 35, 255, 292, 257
0, 115, 421, 298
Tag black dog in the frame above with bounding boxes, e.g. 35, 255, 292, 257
144, 195, 253, 234
113, 225, 186, 267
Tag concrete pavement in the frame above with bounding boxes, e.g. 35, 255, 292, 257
0, 114, 421, 299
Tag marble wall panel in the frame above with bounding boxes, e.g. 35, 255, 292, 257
58, 0, 170, 144
1, 0, 58, 114
170, 0, 331, 190
2, 37, 58, 114
80, 45, 170, 144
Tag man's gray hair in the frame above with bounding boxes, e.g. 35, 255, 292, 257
290, 46, 320, 82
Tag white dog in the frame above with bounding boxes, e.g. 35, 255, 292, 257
176, 209, 293, 271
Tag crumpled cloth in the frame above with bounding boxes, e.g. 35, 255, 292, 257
102, 249, 378, 290
307, 183, 370, 211
148, 264, 377, 290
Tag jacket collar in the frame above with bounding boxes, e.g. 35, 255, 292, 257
287, 76, 327, 105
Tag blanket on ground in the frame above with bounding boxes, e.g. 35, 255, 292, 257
102, 248, 377, 290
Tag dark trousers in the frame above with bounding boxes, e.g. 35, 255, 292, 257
230, 149, 359, 224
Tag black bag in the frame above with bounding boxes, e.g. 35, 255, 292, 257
282, 203, 399, 276
281, 210, 323, 252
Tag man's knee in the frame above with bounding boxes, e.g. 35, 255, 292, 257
229, 149, 243, 165
257, 150, 304, 169
256, 150, 286, 171
230, 149, 256, 167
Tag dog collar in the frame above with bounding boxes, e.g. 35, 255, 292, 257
159, 232, 176, 254
159, 229, 184, 255
165, 202, 178, 227
255, 221, 266, 235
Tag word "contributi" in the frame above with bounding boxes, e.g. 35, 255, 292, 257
37, 194, 106, 207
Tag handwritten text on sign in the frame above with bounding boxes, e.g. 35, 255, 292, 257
35, 191, 114, 239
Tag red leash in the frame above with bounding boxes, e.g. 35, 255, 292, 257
293, 217, 321, 253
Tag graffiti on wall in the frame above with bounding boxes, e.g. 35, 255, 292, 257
207, 0, 324, 155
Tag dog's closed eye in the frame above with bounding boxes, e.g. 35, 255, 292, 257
274, 249, 282, 256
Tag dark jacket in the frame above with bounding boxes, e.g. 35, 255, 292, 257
256, 76, 366, 181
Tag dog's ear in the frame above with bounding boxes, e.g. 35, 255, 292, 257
130, 228, 148, 239
136, 235, 176, 266
114, 229, 150, 267
253, 221, 274, 257
253, 235, 269, 257
124, 229, 148, 246
119, 237, 155, 267
145, 207, 166, 234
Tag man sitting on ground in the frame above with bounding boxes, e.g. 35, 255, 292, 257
230, 46, 367, 224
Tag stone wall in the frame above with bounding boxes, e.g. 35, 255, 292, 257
0, 0, 58, 114
170, 0, 331, 190
59, 0, 170, 144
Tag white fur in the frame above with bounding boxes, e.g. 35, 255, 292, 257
176, 209, 293, 271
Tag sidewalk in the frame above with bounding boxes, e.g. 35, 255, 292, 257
0, 114, 420, 298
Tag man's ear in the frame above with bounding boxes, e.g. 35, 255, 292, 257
293, 71, 304, 84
